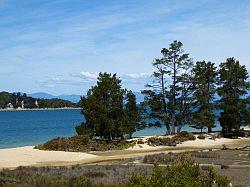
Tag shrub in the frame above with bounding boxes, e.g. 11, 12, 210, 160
143, 152, 184, 164
215, 174, 230, 187
147, 137, 175, 146
197, 134, 206, 140
129, 157, 230, 187
136, 139, 144, 144
173, 131, 196, 142
35, 136, 135, 152
191, 152, 220, 158
220, 164, 230, 169
146, 132, 196, 147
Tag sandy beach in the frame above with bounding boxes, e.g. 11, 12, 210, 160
1, 136, 249, 169
0, 146, 98, 169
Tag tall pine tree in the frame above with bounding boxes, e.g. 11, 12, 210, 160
125, 91, 142, 139
217, 58, 250, 137
190, 61, 217, 133
76, 73, 142, 140
142, 41, 194, 134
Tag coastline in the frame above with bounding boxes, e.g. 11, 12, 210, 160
0, 107, 81, 112
1, 136, 249, 169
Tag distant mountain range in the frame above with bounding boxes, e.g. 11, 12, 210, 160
28, 92, 145, 103
28, 92, 82, 103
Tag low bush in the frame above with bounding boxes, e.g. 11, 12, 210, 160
130, 157, 230, 187
143, 152, 184, 164
147, 137, 175, 146
197, 134, 206, 140
146, 132, 196, 147
35, 135, 135, 152
173, 131, 196, 142
220, 164, 230, 169
136, 139, 144, 144
191, 152, 220, 158
0, 156, 230, 187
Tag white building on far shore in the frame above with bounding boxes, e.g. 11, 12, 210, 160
7, 103, 14, 109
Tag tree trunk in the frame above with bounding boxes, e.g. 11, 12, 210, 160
171, 124, 175, 135
208, 126, 212, 133
165, 124, 170, 135
177, 125, 183, 133
129, 132, 132, 139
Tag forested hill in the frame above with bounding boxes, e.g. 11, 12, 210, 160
0, 92, 78, 109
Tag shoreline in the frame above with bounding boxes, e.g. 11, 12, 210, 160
1, 136, 249, 169
0, 107, 81, 112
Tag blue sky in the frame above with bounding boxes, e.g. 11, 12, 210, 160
0, 0, 250, 95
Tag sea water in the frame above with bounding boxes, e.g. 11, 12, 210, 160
0, 109, 221, 148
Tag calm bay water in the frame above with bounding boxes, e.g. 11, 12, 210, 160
0, 109, 221, 149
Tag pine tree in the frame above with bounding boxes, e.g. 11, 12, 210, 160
76, 73, 142, 140
142, 41, 195, 134
217, 58, 250, 137
124, 91, 142, 139
190, 61, 217, 133
76, 73, 126, 140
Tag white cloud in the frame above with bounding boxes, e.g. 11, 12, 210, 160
79, 71, 98, 79
125, 73, 151, 78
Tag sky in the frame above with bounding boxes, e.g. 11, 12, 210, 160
0, 0, 250, 95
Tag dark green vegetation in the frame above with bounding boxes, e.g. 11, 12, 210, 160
35, 135, 134, 152
36, 41, 250, 154
147, 131, 196, 146
142, 40, 194, 135
0, 91, 77, 109
142, 40, 249, 136
143, 150, 250, 187
217, 58, 250, 138
36, 131, 197, 152
37, 73, 143, 152
0, 154, 236, 187
131, 157, 229, 187
191, 61, 217, 133
75, 73, 142, 140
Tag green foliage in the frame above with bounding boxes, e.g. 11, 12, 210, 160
0, 174, 93, 187
35, 135, 135, 152
38, 98, 75, 108
0, 92, 12, 109
191, 61, 217, 133
0, 155, 231, 187
125, 91, 142, 138
197, 134, 206, 139
77, 72, 142, 140
142, 40, 195, 135
0, 91, 76, 109
147, 137, 175, 146
129, 157, 230, 187
147, 132, 195, 146
217, 58, 250, 137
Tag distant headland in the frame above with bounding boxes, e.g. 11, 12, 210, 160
0, 91, 80, 110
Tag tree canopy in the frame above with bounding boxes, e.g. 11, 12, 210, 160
142, 40, 195, 134
190, 61, 217, 133
217, 57, 250, 137
76, 72, 142, 140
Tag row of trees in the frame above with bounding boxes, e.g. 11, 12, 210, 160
76, 41, 249, 139
0, 91, 77, 109
143, 41, 249, 137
